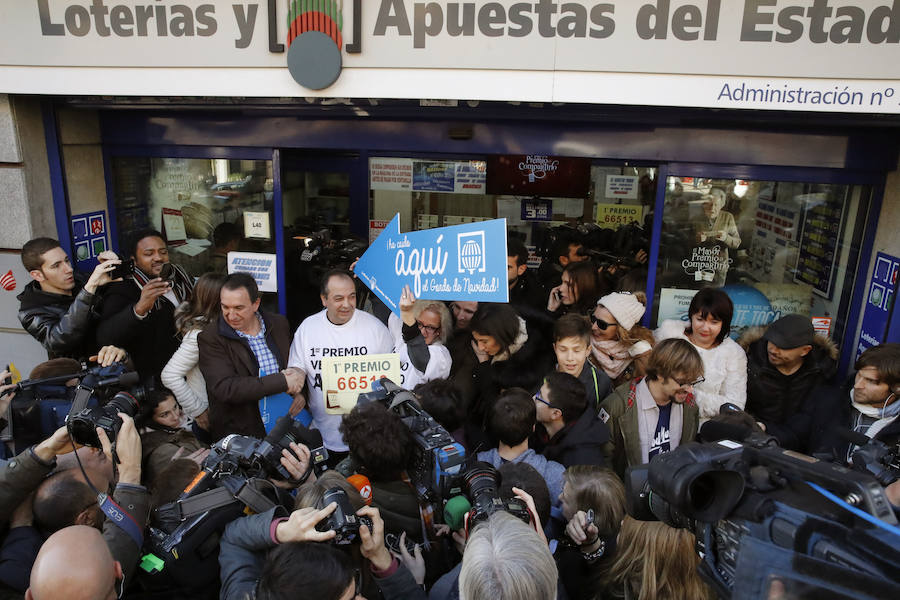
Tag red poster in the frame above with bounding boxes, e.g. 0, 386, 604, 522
487, 155, 591, 198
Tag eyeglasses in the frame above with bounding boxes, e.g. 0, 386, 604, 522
673, 376, 705, 387
417, 321, 441, 334
533, 389, 558, 410
590, 314, 616, 330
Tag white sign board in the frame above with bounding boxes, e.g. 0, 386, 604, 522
604, 175, 639, 200
322, 353, 402, 414
0, 2, 896, 113
227, 251, 278, 293
243, 211, 271, 240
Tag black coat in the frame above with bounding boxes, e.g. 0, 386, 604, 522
96, 279, 181, 379
539, 406, 610, 468
743, 329, 838, 425
17, 273, 100, 360
198, 311, 291, 440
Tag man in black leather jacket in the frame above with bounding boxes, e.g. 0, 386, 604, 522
17, 237, 121, 360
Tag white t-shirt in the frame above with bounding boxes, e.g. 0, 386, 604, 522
387, 313, 452, 390
288, 308, 393, 451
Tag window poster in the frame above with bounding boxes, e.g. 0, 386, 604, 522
793, 192, 846, 298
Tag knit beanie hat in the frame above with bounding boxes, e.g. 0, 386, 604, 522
597, 293, 645, 331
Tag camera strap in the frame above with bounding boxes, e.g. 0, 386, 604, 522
97, 492, 144, 548
173, 478, 276, 519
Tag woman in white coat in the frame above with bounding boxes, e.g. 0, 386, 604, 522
161, 272, 225, 432
655, 287, 747, 421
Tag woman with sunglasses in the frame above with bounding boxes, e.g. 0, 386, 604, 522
388, 285, 452, 390
654, 287, 747, 420
589, 292, 655, 386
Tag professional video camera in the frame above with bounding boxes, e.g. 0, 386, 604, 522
142, 416, 329, 588
840, 429, 900, 486
537, 221, 649, 271
626, 427, 900, 600
358, 378, 466, 505
5, 361, 150, 450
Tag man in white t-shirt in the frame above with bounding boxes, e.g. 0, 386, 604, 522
288, 269, 393, 460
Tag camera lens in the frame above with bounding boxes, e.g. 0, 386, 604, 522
107, 392, 140, 417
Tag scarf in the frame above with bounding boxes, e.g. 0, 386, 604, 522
591, 339, 632, 379
850, 389, 900, 441
132, 263, 193, 312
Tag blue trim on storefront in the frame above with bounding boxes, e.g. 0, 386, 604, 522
272, 148, 287, 315
41, 102, 72, 256
842, 183, 886, 376
643, 164, 668, 329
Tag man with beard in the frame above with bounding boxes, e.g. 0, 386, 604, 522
598, 338, 703, 477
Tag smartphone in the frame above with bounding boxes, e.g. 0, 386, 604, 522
109, 259, 134, 280
554, 289, 562, 301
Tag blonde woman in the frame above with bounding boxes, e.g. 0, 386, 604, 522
388, 285, 453, 390
608, 516, 714, 600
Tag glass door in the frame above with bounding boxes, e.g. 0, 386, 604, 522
280, 153, 365, 329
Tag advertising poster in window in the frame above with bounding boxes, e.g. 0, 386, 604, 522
486, 155, 591, 198
793, 192, 846, 298
671, 188, 743, 288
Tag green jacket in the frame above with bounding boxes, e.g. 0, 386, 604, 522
598, 379, 699, 478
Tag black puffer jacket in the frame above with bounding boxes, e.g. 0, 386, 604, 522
16, 273, 100, 360
740, 326, 839, 425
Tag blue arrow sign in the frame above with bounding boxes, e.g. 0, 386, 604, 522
354, 214, 509, 316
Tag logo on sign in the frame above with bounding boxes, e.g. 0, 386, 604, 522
458, 231, 486, 275
0, 270, 16, 292
285, 0, 361, 90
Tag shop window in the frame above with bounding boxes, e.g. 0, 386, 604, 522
653, 176, 871, 344
368, 157, 655, 274
110, 157, 274, 278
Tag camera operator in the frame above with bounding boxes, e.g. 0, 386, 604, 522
813, 343, 900, 463
219, 485, 424, 600
338, 403, 423, 544
97, 229, 195, 378
6, 415, 148, 598
598, 339, 702, 477
17, 237, 121, 361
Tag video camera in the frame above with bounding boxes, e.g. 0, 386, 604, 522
358, 378, 466, 505
5, 361, 150, 450
144, 416, 329, 586
626, 428, 900, 600
537, 221, 649, 270
839, 428, 900, 486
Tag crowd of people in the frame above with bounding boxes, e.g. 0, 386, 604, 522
0, 227, 898, 600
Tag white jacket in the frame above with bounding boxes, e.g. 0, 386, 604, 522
654, 319, 747, 421
161, 328, 209, 419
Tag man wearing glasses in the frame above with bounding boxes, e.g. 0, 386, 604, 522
598, 338, 703, 477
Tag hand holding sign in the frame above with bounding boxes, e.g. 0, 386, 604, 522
323, 353, 402, 414
354, 214, 508, 317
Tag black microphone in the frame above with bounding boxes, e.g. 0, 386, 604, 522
97, 370, 140, 388
830, 427, 870, 448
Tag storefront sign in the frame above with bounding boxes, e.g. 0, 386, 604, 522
521, 198, 552, 221
369, 219, 390, 245
604, 176, 638, 199
596, 203, 643, 229
370, 158, 485, 194
322, 353, 402, 414
354, 213, 508, 316
161, 208, 187, 246
227, 251, 278, 292
487, 155, 591, 198
794, 192, 845, 298
856, 252, 900, 359
243, 211, 271, 240
2, 2, 898, 113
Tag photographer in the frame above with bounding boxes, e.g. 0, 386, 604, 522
219, 491, 424, 600
17, 237, 121, 361
97, 229, 195, 378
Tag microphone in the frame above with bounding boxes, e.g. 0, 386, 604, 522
830, 427, 870, 448
698, 420, 753, 443
347, 474, 373, 506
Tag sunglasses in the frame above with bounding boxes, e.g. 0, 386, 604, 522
417, 321, 441, 334
590, 314, 616, 330
673, 376, 705, 387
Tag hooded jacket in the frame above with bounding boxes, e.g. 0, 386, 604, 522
539, 405, 611, 469
17, 273, 100, 360
739, 325, 839, 425
598, 379, 699, 477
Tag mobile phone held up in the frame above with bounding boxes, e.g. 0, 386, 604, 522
109, 259, 134, 280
